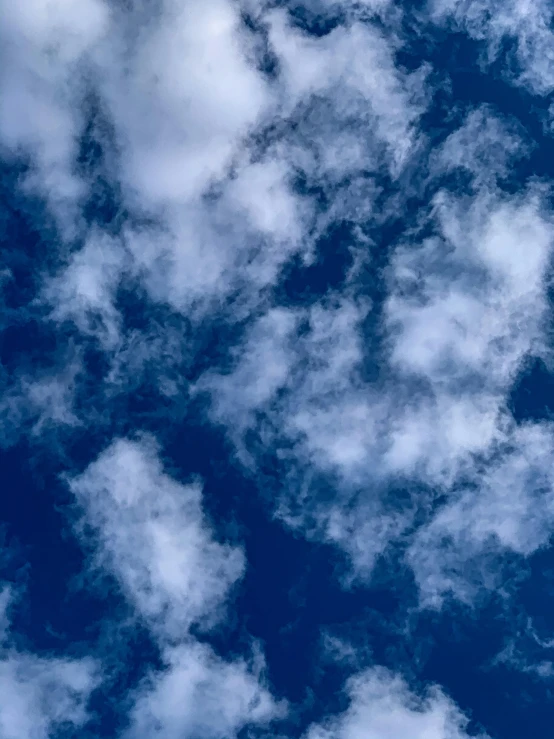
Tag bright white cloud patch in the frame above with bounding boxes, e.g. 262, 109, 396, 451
8, 0, 552, 615
0, 0, 109, 230
69, 438, 282, 739
0, 0, 426, 320
383, 186, 553, 482
69, 437, 245, 638
408, 421, 554, 607
126, 642, 282, 739
305, 667, 484, 739
0, 587, 98, 739
268, 10, 425, 175
201, 173, 554, 591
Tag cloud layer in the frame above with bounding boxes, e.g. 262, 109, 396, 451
3, 0, 554, 737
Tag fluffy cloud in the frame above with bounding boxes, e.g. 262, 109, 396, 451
41, 231, 127, 349
267, 9, 425, 176
1, 0, 426, 325
69, 437, 282, 739
69, 436, 245, 639
0, 0, 109, 230
305, 667, 484, 739
0, 587, 98, 739
408, 421, 554, 607
5, 5, 554, 739
126, 642, 281, 739
200, 171, 554, 593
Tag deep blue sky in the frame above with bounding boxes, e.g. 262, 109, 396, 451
2, 1, 554, 738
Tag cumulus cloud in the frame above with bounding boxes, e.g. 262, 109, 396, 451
304, 667, 484, 739
42, 231, 127, 348
383, 186, 552, 480
69, 437, 282, 738
126, 642, 281, 739
267, 9, 426, 176
432, 106, 529, 184
200, 168, 554, 593
408, 421, 554, 607
69, 436, 245, 639
0, 587, 98, 739
0, 0, 109, 230
0, 357, 82, 446
0, 0, 426, 326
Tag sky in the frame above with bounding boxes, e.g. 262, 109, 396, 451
2, 0, 554, 737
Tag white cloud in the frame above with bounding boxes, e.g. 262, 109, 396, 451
92, 0, 302, 314
126, 642, 282, 739
4, 0, 553, 652
305, 667, 485, 739
267, 9, 426, 177
382, 186, 553, 485
433, 106, 528, 184
69, 437, 283, 739
69, 436, 245, 639
42, 231, 127, 348
63, 0, 423, 317
0, 654, 98, 739
0, 586, 98, 739
0, 358, 83, 446
0, 0, 426, 333
408, 421, 554, 607
0, 0, 109, 230
201, 296, 376, 479
201, 295, 410, 574
99, 0, 270, 209
429, 0, 554, 96
200, 178, 554, 592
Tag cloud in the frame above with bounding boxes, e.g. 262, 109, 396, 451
200, 169, 554, 593
304, 667, 485, 739
267, 8, 426, 177
432, 106, 529, 184
491, 616, 554, 680
0, 0, 109, 230
68, 436, 245, 639
0, 356, 82, 447
69, 437, 283, 739
41, 230, 127, 349
408, 421, 554, 607
8, 0, 426, 325
126, 642, 282, 739
383, 185, 552, 480
0, 587, 98, 739
8, 1, 554, 738
429, 0, 554, 96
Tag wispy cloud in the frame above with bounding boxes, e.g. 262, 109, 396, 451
429, 0, 554, 96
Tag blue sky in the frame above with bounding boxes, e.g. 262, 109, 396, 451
2, 0, 554, 737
